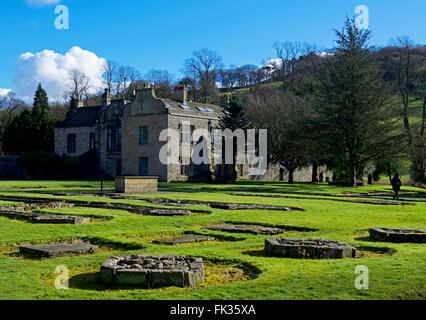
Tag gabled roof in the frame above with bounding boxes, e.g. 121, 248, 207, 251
56, 106, 101, 128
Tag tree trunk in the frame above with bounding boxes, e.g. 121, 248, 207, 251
349, 160, 357, 187
311, 162, 318, 182
288, 169, 294, 184
410, 145, 425, 183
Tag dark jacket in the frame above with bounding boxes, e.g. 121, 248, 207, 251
391, 177, 402, 191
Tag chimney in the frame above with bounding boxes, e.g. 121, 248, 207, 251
102, 88, 111, 107
173, 84, 188, 103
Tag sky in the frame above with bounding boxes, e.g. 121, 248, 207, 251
1, 0, 425, 101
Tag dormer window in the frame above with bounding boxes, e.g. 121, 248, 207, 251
179, 104, 191, 110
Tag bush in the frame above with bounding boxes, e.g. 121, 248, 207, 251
18, 151, 82, 179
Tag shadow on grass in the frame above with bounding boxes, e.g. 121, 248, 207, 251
241, 249, 268, 258
224, 221, 318, 233
184, 231, 247, 242
355, 245, 397, 257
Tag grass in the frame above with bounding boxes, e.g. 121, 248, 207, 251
0, 180, 425, 300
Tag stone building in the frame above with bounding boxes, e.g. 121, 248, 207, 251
55, 85, 224, 182
55, 85, 332, 182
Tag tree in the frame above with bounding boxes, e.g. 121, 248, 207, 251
144, 69, 174, 98
272, 41, 302, 92
102, 60, 118, 94
32, 83, 50, 122
309, 18, 402, 187
245, 86, 310, 183
3, 85, 55, 155
391, 37, 426, 182
0, 92, 24, 155
66, 96, 79, 117
183, 48, 224, 103
219, 95, 250, 182
68, 69, 92, 104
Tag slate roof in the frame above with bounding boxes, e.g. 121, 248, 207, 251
162, 99, 223, 119
56, 106, 102, 128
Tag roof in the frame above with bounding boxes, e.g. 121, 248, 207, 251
56, 106, 101, 128
162, 99, 223, 120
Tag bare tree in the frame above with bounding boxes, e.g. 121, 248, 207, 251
103, 60, 118, 94
183, 48, 224, 103
245, 86, 311, 183
0, 92, 25, 155
144, 69, 174, 98
392, 37, 426, 182
115, 65, 140, 98
272, 41, 302, 92
68, 69, 93, 105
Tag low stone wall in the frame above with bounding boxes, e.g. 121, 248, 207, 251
369, 227, 426, 243
100, 255, 205, 288
19, 243, 98, 258
115, 176, 158, 194
264, 238, 357, 259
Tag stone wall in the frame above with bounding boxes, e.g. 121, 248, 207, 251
167, 114, 219, 182
98, 100, 127, 178
121, 87, 169, 181
54, 126, 96, 157
242, 164, 333, 182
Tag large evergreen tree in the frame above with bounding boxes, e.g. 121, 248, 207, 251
219, 95, 250, 181
66, 96, 79, 117
310, 18, 402, 187
3, 84, 54, 155
31, 83, 50, 122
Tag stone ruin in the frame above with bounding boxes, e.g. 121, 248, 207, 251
205, 224, 285, 235
100, 255, 205, 288
0, 195, 192, 218
264, 238, 357, 259
140, 198, 304, 211
152, 235, 216, 245
69, 201, 192, 216
0, 211, 90, 224
369, 227, 426, 243
19, 242, 98, 258
209, 203, 304, 211
0, 201, 90, 224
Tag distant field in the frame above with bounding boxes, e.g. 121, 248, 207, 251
0, 180, 425, 300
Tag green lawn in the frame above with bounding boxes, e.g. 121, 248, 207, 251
0, 180, 425, 300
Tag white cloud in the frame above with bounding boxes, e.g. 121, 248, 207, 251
13, 46, 107, 102
0, 89, 12, 97
26, 0, 63, 6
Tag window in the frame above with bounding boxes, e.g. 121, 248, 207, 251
180, 156, 190, 176
107, 127, 121, 151
181, 165, 189, 176
179, 104, 191, 110
67, 134, 76, 154
89, 133, 96, 150
139, 126, 148, 144
139, 157, 148, 176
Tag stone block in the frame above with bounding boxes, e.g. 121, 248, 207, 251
19, 243, 98, 258
115, 176, 158, 194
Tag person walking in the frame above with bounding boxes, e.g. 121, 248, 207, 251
391, 173, 402, 200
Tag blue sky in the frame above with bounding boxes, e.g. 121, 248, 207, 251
1, 0, 425, 100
